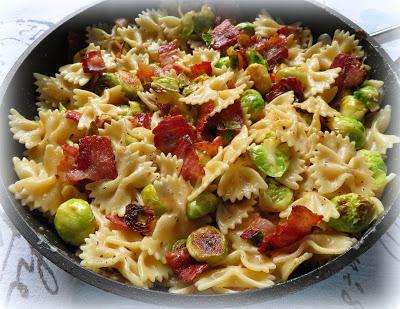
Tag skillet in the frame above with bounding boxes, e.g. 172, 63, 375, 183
0, 0, 399, 306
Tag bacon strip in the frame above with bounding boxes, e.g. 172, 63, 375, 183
257, 35, 288, 69
258, 205, 323, 253
240, 216, 276, 246
166, 247, 209, 282
159, 39, 179, 67
190, 61, 212, 78
129, 112, 153, 129
330, 53, 365, 89
266, 77, 304, 102
194, 136, 222, 157
62, 135, 118, 183
65, 110, 81, 123
211, 19, 240, 49
277, 26, 301, 42
195, 100, 215, 134
81, 50, 106, 73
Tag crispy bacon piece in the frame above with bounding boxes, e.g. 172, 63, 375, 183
173, 135, 205, 183
258, 35, 288, 69
64, 136, 118, 183
194, 136, 223, 157
124, 203, 156, 236
172, 63, 184, 74
57, 144, 79, 176
129, 112, 152, 129
330, 53, 365, 89
65, 110, 81, 123
190, 61, 212, 78
237, 49, 247, 69
259, 205, 323, 253
137, 63, 155, 81
106, 214, 131, 232
217, 100, 244, 137
240, 216, 276, 246
159, 39, 179, 67
81, 50, 106, 73
166, 247, 209, 282
195, 100, 215, 134
277, 26, 301, 41
211, 19, 241, 49
266, 77, 304, 102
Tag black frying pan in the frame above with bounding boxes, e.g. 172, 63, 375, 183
0, 0, 399, 307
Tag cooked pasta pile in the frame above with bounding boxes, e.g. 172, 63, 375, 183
8, 5, 400, 294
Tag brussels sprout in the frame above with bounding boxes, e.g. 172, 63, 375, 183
181, 12, 195, 39
240, 89, 266, 116
181, 5, 215, 39
151, 76, 180, 93
187, 226, 228, 264
172, 239, 187, 251
248, 134, 290, 178
328, 115, 365, 149
187, 192, 220, 220
357, 150, 387, 192
245, 63, 272, 94
236, 22, 255, 35
102, 71, 143, 99
275, 67, 307, 87
353, 80, 382, 112
120, 102, 144, 116
245, 50, 267, 66
328, 193, 382, 234
259, 178, 294, 212
201, 32, 214, 46
339, 95, 368, 121
54, 199, 96, 246
141, 184, 166, 216
214, 56, 231, 69
124, 134, 138, 145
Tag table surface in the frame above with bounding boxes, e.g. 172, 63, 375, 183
0, 1, 399, 308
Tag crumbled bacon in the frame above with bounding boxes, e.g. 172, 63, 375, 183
330, 53, 365, 89
63, 135, 118, 183
166, 247, 209, 282
57, 144, 79, 177
194, 136, 223, 157
216, 100, 244, 141
195, 100, 215, 134
237, 49, 247, 69
190, 61, 212, 78
258, 35, 288, 69
240, 216, 276, 246
81, 50, 106, 73
211, 19, 241, 49
172, 63, 184, 74
277, 26, 301, 42
129, 112, 152, 129
106, 214, 131, 232
137, 63, 155, 81
259, 205, 323, 253
266, 77, 304, 102
124, 203, 156, 236
159, 39, 179, 67
65, 110, 81, 123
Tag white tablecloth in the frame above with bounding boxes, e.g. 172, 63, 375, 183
0, 1, 399, 308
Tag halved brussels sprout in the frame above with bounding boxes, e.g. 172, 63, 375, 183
120, 101, 144, 116
187, 192, 220, 220
214, 56, 231, 69
353, 80, 382, 112
54, 199, 96, 246
187, 226, 228, 264
259, 178, 294, 212
245, 50, 267, 66
102, 71, 143, 99
151, 76, 180, 93
339, 95, 368, 121
328, 193, 382, 234
328, 115, 365, 149
236, 22, 255, 35
240, 89, 266, 116
357, 150, 387, 193
141, 184, 166, 216
248, 134, 290, 178
245, 63, 272, 95
275, 67, 307, 86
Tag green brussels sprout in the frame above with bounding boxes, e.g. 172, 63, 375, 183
259, 178, 294, 212
151, 76, 180, 93
54, 199, 96, 246
187, 226, 228, 264
339, 95, 368, 121
181, 5, 215, 39
141, 184, 166, 216
240, 89, 266, 115
328, 193, 382, 234
236, 22, 255, 35
357, 149, 387, 192
181, 11, 195, 39
171, 239, 187, 251
328, 115, 365, 149
186, 192, 220, 220
275, 67, 307, 86
120, 102, 144, 116
245, 63, 272, 94
201, 32, 214, 46
214, 56, 231, 69
353, 80, 382, 112
102, 71, 143, 99
124, 134, 138, 145
248, 134, 290, 178
245, 50, 267, 66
